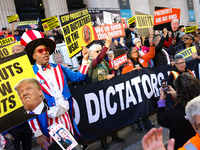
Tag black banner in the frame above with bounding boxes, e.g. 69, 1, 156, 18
70, 59, 200, 142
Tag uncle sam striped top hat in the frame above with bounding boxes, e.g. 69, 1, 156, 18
21, 30, 56, 65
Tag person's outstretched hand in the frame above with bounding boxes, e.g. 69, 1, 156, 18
142, 127, 175, 150
81, 46, 90, 61
105, 34, 112, 48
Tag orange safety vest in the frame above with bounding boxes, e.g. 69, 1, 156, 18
178, 133, 200, 150
170, 70, 194, 80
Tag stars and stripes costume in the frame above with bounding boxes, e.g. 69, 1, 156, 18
20, 30, 90, 143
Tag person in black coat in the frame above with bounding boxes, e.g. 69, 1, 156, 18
157, 73, 200, 150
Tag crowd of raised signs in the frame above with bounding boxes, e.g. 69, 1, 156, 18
1, 17, 200, 150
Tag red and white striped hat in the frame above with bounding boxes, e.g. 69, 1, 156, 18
21, 30, 56, 65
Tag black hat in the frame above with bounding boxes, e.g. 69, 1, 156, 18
129, 23, 136, 28
21, 30, 56, 65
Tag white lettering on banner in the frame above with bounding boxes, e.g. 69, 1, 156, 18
115, 83, 125, 110
106, 86, 117, 115
73, 98, 80, 125
131, 77, 142, 103
126, 81, 137, 108
142, 74, 154, 99
78, 73, 165, 124
99, 90, 107, 119
84, 93, 100, 124
150, 74, 159, 97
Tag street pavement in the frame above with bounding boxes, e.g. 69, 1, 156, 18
31, 113, 170, 150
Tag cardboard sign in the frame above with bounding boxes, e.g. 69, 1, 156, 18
0, 52, 38, 133
59, 8, 95, 58
177, 46, 196, 62
18, 21, 38, 29
135, 11, 151, 36
49, 43, 79, 71
7, 14, 19, 24
185, 25, 198, 33
127, 16, 135, 25
0, 37, 15, 46
0, 41, 21, 58
49, 123, 79, 150
135, 15, 153, 29
88, 8, 125, 40
154, 7, 181, 31
42, 16, 60, 31
108, 49, 128, 68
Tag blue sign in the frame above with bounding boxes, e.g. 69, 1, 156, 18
120, 9, 132, 21
188, 10, 196, 22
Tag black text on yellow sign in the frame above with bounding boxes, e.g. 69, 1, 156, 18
0, 42, 21, 58
0, 54, 36, 117
61, 13, 94, 58
18, 21, 38, 26
135, 15, 153, 28
185, 25, 198, 33
0, 37, 14, 46
177, 46, 196, 59
127, 17, 135, 25
42, 16, 60, 31
7, 14, 19, 23
60, 9, 89, 26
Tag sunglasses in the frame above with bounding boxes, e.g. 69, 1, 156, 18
36, 47, 50, 54
184, 37, 192, 40
96, 50, 101, 53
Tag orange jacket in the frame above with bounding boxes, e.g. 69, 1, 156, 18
178, 133, 200, 150
122, 46, 155, 74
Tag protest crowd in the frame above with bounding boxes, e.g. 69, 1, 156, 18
1, 6, 200, 150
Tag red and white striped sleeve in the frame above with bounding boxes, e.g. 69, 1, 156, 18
79, 59, 91, 74
28, 118, 43, 137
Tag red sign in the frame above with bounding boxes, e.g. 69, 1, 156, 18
109, 53, 127, 68
154, 8, 181, 26
93, 23, 125, 40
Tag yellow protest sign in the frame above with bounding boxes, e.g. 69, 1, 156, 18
185, 25, 198, 33
177, 46, 196, 61
127, 16, 135, 25
7, 14, 19, 23
0, 52, 37, 133
0, 52, 36, 118
18, 21, 38, 29
0, 42, 21, 58
135, 15, 153, 28
0, 37, 15, 46
42, 16, 60, 31
59, 8, 95, 58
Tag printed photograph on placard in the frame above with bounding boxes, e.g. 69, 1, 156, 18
0, 52, 41, 133
49, 123, 78, 150
88, 8, 125, 40
14, 78, 49, 115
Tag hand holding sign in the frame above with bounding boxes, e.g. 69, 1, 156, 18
105, 34, 112, 48
81, 46, 90, 61
37, 134, 49, 149
172, 38, 176, 45
168, 31, 172, 37
149, 26, 154, 37
163, 28, 168, 38
149, 35, 153, 46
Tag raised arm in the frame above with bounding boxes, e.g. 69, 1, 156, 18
92, 35, 112, 67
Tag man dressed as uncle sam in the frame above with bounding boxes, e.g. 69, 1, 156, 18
20, 30, 90, 149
